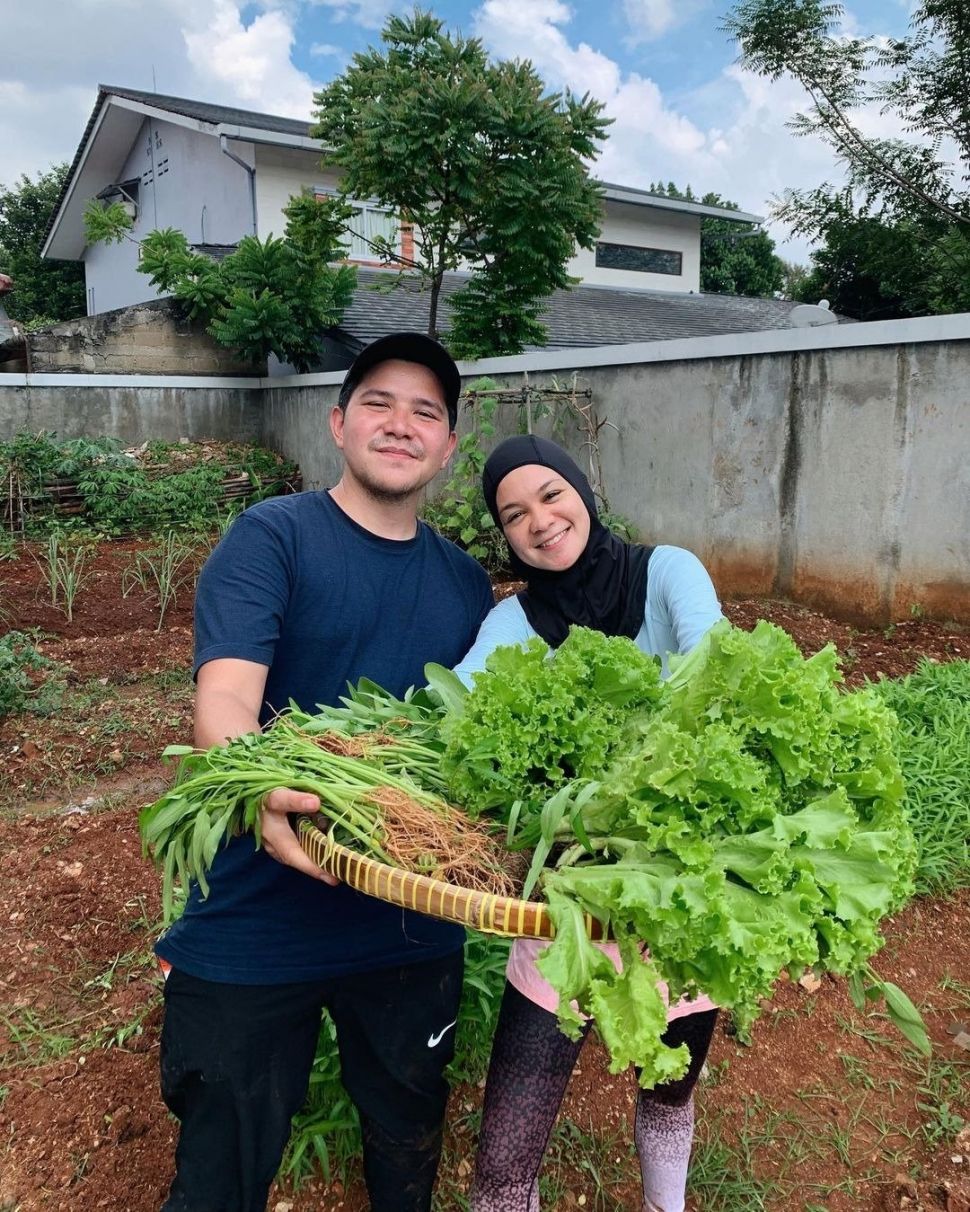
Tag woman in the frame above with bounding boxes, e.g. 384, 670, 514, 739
454, 434, 722, 1212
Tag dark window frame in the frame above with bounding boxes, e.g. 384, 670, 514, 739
595, 241, 683, 276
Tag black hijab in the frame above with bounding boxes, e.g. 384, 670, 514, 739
482, 435, 653, 648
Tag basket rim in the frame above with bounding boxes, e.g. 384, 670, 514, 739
297, 813, 610, 941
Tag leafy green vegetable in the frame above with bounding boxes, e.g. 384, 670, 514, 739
140, 687, 450, 921
437, 626, 662, 837
447, 619, 919, 1086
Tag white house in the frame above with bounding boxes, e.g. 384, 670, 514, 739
43, 85, 825, 360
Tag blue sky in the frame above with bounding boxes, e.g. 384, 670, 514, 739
2, 0, 918, 265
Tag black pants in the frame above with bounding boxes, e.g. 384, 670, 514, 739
159, 949, 464, 1212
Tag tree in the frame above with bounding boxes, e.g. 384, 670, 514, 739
724, 0, 970, 314
311, 9, 610, 360
648, 181, 785, 296
778, 259, 811, 301
0, 166, 85, 326
784, 189, 949, 319
85, 192, 356, 371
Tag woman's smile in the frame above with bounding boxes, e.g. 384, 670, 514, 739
495, 465, 592, 571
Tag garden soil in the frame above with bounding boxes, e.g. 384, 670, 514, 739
1, 540, 968, 1212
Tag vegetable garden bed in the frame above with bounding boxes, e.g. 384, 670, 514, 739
1, 434, 300, 535
0, 539, 968, 1212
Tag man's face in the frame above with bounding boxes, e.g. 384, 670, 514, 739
330, 359, 457, 502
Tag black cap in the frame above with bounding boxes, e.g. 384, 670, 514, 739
341, 332, 461, 429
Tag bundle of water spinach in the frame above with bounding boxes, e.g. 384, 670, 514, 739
428, 620, 928, 1087
140, 682, 458, 920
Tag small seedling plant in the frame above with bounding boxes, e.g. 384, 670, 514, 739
122, 532, 201, 631
35, 531, 93, 622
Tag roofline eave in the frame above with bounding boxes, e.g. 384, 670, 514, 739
41, 95, 111, 260
600, 184, 764, 226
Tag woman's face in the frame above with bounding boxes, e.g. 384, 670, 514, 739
494, 463, 592, 572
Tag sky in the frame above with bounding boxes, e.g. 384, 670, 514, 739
1, 0, 919, 266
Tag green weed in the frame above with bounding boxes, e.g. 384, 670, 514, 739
0, 630, 66, 719
539, 1115, 636, 1211
0, 1007, 85, 1066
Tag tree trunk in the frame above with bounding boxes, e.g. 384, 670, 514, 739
428, 270, 443, 339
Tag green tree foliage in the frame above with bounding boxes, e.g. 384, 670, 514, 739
786, 190, 950, 319
724, 0, 970, 316
778, 259, 811, 301
0, 165, 85, 326
647, 181, 784, 297
311, 9, 610, 359
84, 192, 356, 371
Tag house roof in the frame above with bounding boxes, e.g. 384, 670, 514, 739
600, 182, 762, 226
93, 85, 315, 139
44, 84, 764, 260
326, 268, 846, 360
42, 84, 320, 261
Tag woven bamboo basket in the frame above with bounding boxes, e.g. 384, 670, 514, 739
298, 815, 608, 941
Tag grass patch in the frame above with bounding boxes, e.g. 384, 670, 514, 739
688, 1107, 775, 1210
0, 1007, 91, 1066
539, 1115, 637, 1210
874, 658, 970, 893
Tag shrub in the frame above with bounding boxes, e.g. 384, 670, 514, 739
0, 432, 299, 537
0, 631, 66, 719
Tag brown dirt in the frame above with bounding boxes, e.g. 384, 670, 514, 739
1, 542, 968, 1211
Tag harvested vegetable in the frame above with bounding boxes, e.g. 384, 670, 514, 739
433, 619, 926, 1085
430, 626, 662, 836
141, 619, 928, 1083
139, 704, 509, 921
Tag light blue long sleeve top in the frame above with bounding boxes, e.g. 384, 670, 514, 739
454, 544, 723, 683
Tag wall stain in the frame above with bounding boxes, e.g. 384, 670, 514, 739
772, 352, 802, 597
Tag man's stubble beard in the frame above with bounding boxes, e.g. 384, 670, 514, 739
352, 464, 430, 507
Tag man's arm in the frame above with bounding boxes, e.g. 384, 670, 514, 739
195, 658, 336, 883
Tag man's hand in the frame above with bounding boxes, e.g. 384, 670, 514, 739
261, 789, 340, 885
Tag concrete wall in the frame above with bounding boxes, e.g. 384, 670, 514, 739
27, 300, 262, 377
0, 375, 261, 446
2, 314, 969, 625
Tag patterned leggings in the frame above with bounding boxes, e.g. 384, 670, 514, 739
470, 983, 717, 1212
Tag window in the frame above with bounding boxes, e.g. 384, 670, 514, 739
595, 241, 682, 276
346, 202, 399, 260
316, 192, 400, 261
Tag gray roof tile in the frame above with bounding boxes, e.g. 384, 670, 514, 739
332, 268, 844, 353
99, 84, 314, 137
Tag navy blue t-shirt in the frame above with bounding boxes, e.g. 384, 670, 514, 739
156, 490, 494, 984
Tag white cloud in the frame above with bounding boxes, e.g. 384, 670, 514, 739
622, 0, 703, 42
182, 1, 316, 117
474, 0, 621, 100
310, 41, 344, 56
0, 0, 322, 190
471, 0, 918, 265
623, 0, 676, 39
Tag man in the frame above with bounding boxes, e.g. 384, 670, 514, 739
156, 332, 494, 1212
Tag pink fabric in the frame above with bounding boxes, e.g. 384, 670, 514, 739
506, 938, 716, 1021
